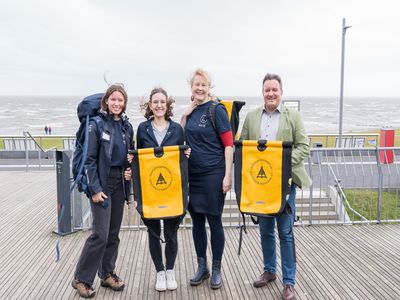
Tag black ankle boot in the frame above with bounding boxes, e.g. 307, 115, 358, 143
190, 257, 210, 286
210, 260, 222, 289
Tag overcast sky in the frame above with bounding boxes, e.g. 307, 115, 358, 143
1, 0, 399, 97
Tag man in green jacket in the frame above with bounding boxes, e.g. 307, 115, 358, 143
240, 73, 311, 300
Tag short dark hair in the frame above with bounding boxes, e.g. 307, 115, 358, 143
262, 73, 282, 89
100, 84, 128, 115
141, 87, 174, 120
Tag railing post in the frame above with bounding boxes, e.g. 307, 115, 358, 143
375, 147, 383, 223
53, 149, 57, 169
307, 156, 313, 225
38, 145, 41, 171
23, 131, 29, 172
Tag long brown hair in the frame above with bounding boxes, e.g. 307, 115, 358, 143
141, 87, 174, 120
100, 84, 128, 115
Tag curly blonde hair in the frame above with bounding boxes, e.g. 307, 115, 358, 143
188, 68, 213, 87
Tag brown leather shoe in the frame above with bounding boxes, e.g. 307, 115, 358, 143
100, 272, 125, 291
253, 271, 276, 288
282, 285, 295, 300
71, 278, 96, 298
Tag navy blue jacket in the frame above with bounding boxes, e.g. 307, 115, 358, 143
85, 111, 134, 202
136, 119, 184, 149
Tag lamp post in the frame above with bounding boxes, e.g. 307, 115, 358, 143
338, 18, 351, 148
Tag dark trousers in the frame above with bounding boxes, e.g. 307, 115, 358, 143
74, 169, 125, 285
146, 218, 180, 272
190, 211, 225, 261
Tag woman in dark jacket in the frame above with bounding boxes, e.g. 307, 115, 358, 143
72, 84, 134, 298
136, 87, 189, 292
181, 69, 233, 290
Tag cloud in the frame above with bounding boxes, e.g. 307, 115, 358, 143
0, 0, 399, 96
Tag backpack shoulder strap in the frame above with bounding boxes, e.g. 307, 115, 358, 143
91, 115, 104, 138
70, 116, 91, 192
208, 100, 222, 131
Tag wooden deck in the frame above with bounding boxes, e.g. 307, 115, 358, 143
1, 171, 400, 299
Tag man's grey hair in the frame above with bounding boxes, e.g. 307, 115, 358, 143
262, 73, 282, 89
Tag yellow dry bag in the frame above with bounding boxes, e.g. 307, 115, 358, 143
234, 140, 292, 216
234, 140, 292, 255
132, 145, 189, 220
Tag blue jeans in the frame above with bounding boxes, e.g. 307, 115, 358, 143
259, 184, 296, 286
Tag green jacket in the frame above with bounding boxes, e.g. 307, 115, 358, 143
240, 105, 312, 188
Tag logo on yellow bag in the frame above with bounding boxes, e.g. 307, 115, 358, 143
150, 166, 173, 191
250, 159, 273, 185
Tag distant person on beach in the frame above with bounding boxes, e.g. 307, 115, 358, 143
180, 69, 233, 289
44, 125, 48, 135
72, 84, 134, 298
240, 73, 311, 300
136, 87, 190, 292
48, 126, 52, 135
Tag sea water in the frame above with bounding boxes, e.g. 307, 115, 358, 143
1, 95, 399, 135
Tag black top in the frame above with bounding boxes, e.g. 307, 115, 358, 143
110, 119, 126, 167
185, 101, 231, 174
85, 112, 134, 201
136, 119, 184, 149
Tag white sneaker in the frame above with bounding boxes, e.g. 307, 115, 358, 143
166, 269, 178, 290
155, 271, 167, 291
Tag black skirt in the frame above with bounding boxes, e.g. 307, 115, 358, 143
188, 168, 226, 216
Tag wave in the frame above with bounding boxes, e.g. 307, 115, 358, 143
1, 96, 399, 135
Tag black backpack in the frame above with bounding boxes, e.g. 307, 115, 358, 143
56, 93, 104, 262
208, 99, 245, 139
71, 93, 104, 198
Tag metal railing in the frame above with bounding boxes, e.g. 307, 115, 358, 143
300, 146, 400, 225
0, 134, 76, 151
69, 147, 399, 232
0, 132, 62, 170
23, 131, 57, 171
3, 133, 379, 152
10, 142, 398, 231
327, 163, 368, 222
308, 133, 379, 148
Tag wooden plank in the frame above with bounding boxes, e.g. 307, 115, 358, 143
316, 225, 393, 299
1, 171, 400, 299
324, 225, 400, 298
295, 226, 360, 299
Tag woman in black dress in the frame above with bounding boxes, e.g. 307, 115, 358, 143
181, 69, 233, 289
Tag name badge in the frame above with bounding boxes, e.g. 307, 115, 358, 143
101, 132, 110, 141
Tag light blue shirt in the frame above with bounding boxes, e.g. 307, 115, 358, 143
260, 103, 281, 140
151, 120, 169, 146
